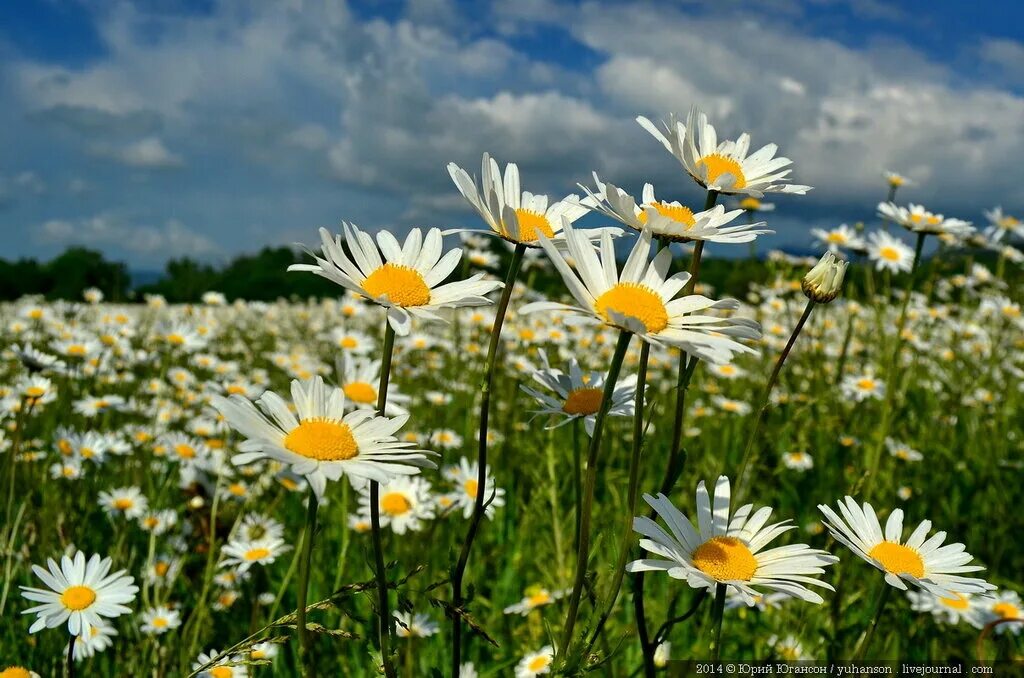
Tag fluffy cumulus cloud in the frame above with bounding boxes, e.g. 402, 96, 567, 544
1, 0, 1022, 267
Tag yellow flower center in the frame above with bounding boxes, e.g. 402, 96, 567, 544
60, 585, 97, 611
0, 668, 32, 678
25, 386, 46, 398
340, 337, 358, 349
175, 443, 196, 459
283, 419, 359, 461
528, 656, 552, 672
166, 333, 186, 345
229, 483, 246, 496
113, 498, 134, 510
226, 384, 247, 395
879, 247, 901, 262
740, 197, 761, 210
826, 232, 847, 244
697, 154, 746, 189
868, 541, 924, 578
563, 387, 603, 416
210, 667, 233, 678
155, 562, 170, 577
939, 594, 969, 610
152, 617, 168, 628
381, 492, 412, 516
343, 382, 377, 404
509, 208, 555, 242
463, 479, 479, 497
993, 602, 1020, 619
857, 378, 877, 390
67, 344, 87, 356
639, 202, 696, 227
999, 216, 1019, 228
692, 536, 757, 581
362, 264, 431, 307
245, 548, 271, 561
889, 176, 904, 187
594, 283, 669, 333
528, 591, 551, 607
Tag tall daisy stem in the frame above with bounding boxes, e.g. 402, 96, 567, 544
708, 583, 727, 661
734, 299, 816, 500
853, 582, 891, 660
66, 633, 76, 678
586, 341, 650, 652
372, 322, 398, 678
296, 493, 319, 678
558, 329, 632, 659
451, 243, 525, 678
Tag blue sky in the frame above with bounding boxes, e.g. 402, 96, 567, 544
2, 0, 1023, 268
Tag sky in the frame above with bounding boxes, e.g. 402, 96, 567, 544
2, 0, 1023, 270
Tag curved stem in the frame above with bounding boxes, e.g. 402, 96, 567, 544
734, 299, 816, 500
586, 341, 650, 652
372, 322, 398, 678
707, 583, 727, 661
853, 582, 891, 660
558, 330, 632, 658
296, 494, 319, 678
451, 243, 525, 678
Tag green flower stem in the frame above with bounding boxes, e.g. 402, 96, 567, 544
708, 583, 727, 661
451, 242, 526, 678
586, 340, 651, 652
371, 321, 398, 678
558, 329, 632, 659
854, 582, 891, 660
296, 492, 319, 678
67, 633, 76, 678
734, 298, 816, 502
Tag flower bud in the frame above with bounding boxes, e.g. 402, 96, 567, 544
802, 252, 847, 303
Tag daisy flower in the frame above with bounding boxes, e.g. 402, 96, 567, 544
140, 605, 182, 634
521, 223, 760, 364
866, 231, 914, 273
811, 224, 865, 253
877, 202, 974, 238
211, 376, 436, 500
840, 372, 886, 402
335, 354, 410, 415
98, 486, 149, 519
782, 451, 813, 471
220, 536, 291, 572
983, 206, 1022, 243
984, 590, 1022, 635
712, 396, 751, 415
515, 645, 554, 677
444, 457, 506, 519
21, 551, 138, 636
884, 171, 912, 189
885, 438, 923, 462
0, 668, 41, 678
626, 476, 838, 605
73, 621, 117, 660
290, 224, 501, 335
447, 152, 607, 246
817, 498, 996, 598
503, 586, 568, 615
192, 649, 245, 678
393, 611, 439, 638
358, 475, 435, 534
580, 176, 772, 244
906, 590, 986, 628
637, 108, 811, 197
520, 351, 635, 436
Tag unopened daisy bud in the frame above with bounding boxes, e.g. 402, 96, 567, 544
802, 253, 847, 303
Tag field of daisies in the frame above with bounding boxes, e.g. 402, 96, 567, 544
1, 108, 1022, 678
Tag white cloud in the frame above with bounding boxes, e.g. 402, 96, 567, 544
108, 137, 184, 169
37, 214, 218, 261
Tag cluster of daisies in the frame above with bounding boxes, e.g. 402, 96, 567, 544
0, 105, 1019, 675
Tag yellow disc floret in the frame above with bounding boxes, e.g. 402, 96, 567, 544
60, 585, 97, 611
691, 536, 758, 581
283, 419, 359, 461
362, 264, 431, 307
697, 154, 746, 189
868, 541, 925, 578
594, 283, 669, 333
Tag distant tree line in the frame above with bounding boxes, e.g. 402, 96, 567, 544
0, 243, 1014, 304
